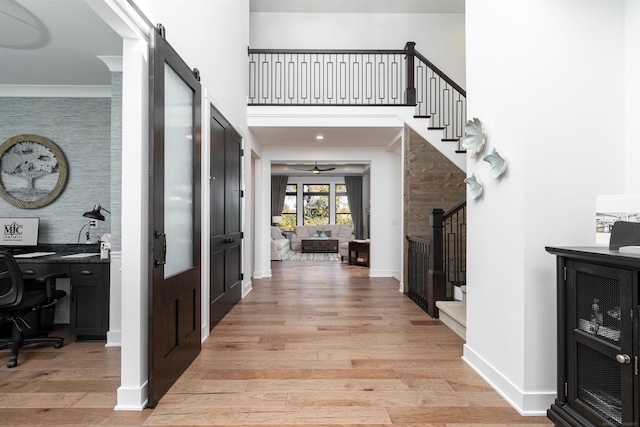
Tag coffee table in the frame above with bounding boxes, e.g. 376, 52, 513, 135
301, 238, 339, 253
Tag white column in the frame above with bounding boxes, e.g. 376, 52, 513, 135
116, 37, 149, 410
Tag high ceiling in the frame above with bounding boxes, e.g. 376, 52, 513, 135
0, 0, 122, 86
0, 0, 459, 166
250, 0, 464, 14
0, 0, 464, 87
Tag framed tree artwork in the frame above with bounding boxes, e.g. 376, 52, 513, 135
0, 134, 69, 209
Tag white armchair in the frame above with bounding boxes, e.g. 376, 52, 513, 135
270, 226, 290, 260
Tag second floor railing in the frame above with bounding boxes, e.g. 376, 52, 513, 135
249, 48, 408, 106
249, 42, 466, 144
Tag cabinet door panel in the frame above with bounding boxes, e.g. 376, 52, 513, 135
69, 264, 109, 339
566, 260, 634, 427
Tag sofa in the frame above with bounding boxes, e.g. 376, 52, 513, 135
290, 224, 355, 252
270, 226, 291, 260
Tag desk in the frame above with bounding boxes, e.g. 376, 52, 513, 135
6, 244, 110, 341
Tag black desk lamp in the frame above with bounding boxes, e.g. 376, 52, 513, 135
77, 204, 110, 243
83, 204, 110, 221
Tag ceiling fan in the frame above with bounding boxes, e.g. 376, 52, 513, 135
294, 162, 336, 174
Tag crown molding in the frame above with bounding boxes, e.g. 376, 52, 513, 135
0, 85, 111, 98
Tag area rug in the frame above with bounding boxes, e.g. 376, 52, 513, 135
281, 251, 341, 262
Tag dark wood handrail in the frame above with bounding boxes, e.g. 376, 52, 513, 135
248, 48, 405, 55
413, 50, 466, 97
444, 200, 466, 219
406, 236, 430, 245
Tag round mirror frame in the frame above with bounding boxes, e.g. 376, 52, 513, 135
0, 134, 69, 209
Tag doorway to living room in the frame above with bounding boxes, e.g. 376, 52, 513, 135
270, 163, 370, 265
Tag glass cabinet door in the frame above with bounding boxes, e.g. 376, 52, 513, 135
567, 260, 634, 427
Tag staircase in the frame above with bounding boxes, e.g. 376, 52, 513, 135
436, 285, 466, 340
248, 42, 469, 338
248, 42, 467, 169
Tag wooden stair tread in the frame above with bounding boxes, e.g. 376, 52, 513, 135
436, 300, 466, 326
436, 300, 466, 341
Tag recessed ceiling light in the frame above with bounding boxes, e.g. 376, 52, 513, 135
315, 135, 324, 140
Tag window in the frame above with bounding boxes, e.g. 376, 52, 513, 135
281, 184, 297, 231
303, 184, 329, 226
335, 184, 353, 227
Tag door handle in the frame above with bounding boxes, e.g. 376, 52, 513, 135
154, 231, 167, 266
616, 354, 631, 364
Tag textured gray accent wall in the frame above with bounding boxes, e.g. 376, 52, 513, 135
0, 97, 111, 244
110, 73, 122, 251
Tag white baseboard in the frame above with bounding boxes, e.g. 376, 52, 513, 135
242, 280, 253, 297
105, 330, 121, 347
369, 269, 394, 278
253, 269, 271, 278
463, 344, 555, 416
115, 383, 148, 411
392, 270, 401, 282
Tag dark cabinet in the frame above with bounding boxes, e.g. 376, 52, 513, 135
546, 247, 639, 427
69, 263, 110, 340
18, 261, 110, 341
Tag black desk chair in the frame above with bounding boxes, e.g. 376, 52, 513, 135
0, 250, 67, 368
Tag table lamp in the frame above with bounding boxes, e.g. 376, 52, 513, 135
77, 204, 111, 243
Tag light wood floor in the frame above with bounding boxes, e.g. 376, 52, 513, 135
0, 260, 553, 426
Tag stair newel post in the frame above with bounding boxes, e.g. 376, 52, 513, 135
404, 41, 417, 106
428, 208, 446, 318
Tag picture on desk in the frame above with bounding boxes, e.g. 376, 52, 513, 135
0, 217, 39, 246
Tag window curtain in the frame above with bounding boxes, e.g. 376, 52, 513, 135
344, 176, 364, 240
271, 175, 289, 218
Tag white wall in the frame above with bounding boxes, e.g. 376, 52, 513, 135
143, 0, 249, 131
464, 0, 627, 415
250, 12, 466, 87
257, 144, 402, 279
625, 0, 640, 193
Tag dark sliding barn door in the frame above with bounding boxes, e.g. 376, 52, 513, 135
148, 25, 202, 407
209, 107, 243, 329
